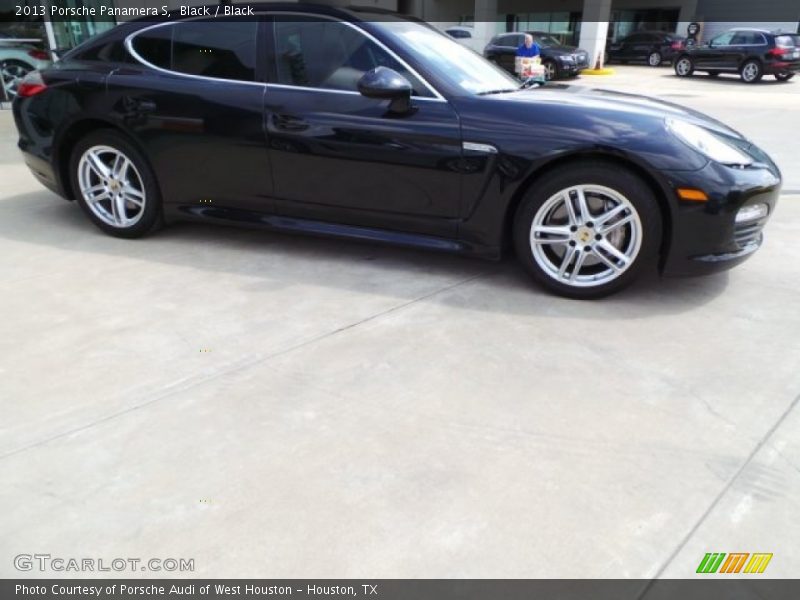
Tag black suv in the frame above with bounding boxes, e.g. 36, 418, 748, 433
674, 29, 800, 82
607, 31, 686, 67
484, 32, 590, 80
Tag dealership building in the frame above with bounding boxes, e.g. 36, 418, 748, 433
2, 0, 800, 72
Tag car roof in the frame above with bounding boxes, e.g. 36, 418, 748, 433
728, 27, 772, 33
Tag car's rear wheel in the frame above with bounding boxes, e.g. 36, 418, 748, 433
0, 60, 34, 99
543, 59, 558, 80
70, 130, 162, 238
674, 56, 694, 77
647, 51, 662, 67
740, 59, 763, 83
775, 72, 795, 81
513, 162, 662, 299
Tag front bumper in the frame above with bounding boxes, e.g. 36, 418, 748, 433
661, 156, 781, 277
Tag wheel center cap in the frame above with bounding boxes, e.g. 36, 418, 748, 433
576, 227, 592, 243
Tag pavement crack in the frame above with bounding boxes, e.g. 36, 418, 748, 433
637, 389, 800, 596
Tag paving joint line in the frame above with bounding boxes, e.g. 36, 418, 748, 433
638, 389, 800, 596
0, 271, 489, 461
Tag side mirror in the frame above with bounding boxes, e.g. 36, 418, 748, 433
357, 67, 414, 115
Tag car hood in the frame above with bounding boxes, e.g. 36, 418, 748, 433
542, 45, 582, 55
499, 84, 745, 139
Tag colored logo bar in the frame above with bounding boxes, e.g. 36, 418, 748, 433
696, 553, 773, 574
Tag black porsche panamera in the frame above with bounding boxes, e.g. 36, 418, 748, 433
12, 3, 781, 298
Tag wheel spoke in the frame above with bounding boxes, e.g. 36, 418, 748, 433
532, 224, 571, 244
594, 204, 626, 228
575, 187, 591, 224
87, 151, 110, 179
82, 183, 106, 200
599, 213, 634, 235
569, 250, 588, 282
87, 191, 111, 205
597, 240, 631, 268
558, 245, 578, 278
562, 193, 578, 226
111, 194, 128, 225
122, 188, 144, 207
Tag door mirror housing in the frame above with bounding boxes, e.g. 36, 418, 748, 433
357, 67, 414, 115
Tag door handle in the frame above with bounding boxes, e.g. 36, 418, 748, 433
271, 113, 309, 132
122, 97, 157, 114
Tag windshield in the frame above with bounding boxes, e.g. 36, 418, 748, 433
531, 34, 561, 47
373, 20, 520, 95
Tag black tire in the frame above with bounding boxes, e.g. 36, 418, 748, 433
740, 59, 763, 83
775, 72, 795, 81
512, 161, 662, 299
674, 56, 694, 77
543, 59, 558, 81
70, 130, 163, 238
647, 51, 662, 67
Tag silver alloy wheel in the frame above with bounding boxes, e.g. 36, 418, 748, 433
742, 62, 760, 82
78, 145, 146, 228
675, 58, 692, 76
544, 61, 556, 80
0, 62, 30, 99
529, 185, 643, 288
648, 52, 661, 66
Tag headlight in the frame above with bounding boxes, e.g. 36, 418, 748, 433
560, 55, 575, 63
667, 118, 753, 166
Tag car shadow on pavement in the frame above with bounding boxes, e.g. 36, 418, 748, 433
661, 73, 795, 87
0, 191, 730, 319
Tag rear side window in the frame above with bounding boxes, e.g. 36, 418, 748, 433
731, 31, 766, 45
131, 20, 258, 82
132, 26, 172, 70
775, 35, 798, 48
172, 20, 257, 80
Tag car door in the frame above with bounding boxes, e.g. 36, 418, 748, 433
263, 15, 463, 237
695, 31, 735, 70
628, 33, 652, 61
109, 18, 272, 214
496, 34, 520, 73
730, 31, 762, 69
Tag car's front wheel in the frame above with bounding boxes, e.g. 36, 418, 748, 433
543, 59, 558, 80
70, 130, 163, 238
740, 60, 763, 83
674, 56, 694, 77
513, 162, 662, 299
647, 51, 662, 67
775, 72, 795, 82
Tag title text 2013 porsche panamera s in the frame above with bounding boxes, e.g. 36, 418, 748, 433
13, 4, 781, 298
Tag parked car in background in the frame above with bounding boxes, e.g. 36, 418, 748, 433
484, 32, 590, 80
444, 26, 474, 47
0, 35, 51, 100
674, 29, 800, 82
607, 31, 686, 67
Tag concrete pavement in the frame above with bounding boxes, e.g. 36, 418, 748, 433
1, 67, 799, 579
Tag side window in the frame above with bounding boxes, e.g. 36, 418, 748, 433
271, 18, 431, 97
132, 26, 172, 69
711, 32, 735, 46
131, 20, 257, 81
172, 20, 257, 81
